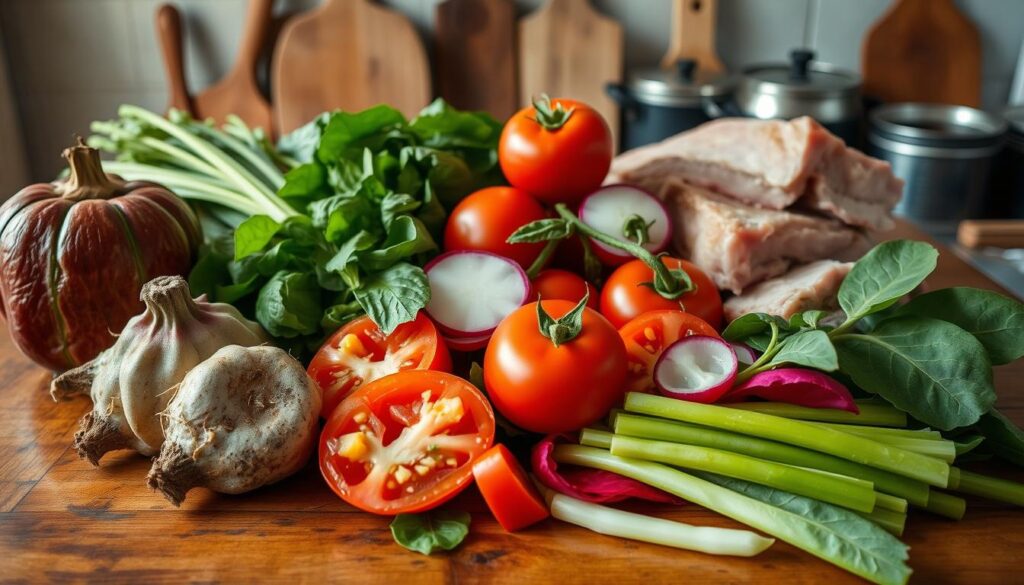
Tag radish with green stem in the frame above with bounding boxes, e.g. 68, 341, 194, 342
577, 185, 671, 266
653, 336, 737, 403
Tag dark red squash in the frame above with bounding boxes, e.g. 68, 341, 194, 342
0, 139, 201, 371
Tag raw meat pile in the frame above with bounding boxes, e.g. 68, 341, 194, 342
609, 116, 903, 318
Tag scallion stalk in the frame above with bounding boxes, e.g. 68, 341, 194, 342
725, 401, 907, 427
814, 422, 943, 441
625, 393, 949, 487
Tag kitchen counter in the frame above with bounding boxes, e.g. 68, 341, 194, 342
2, 220, 1022, 584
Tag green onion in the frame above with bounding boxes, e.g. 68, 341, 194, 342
614, 413, 930, 506
539, 486, 775, 557
611, 435, 878, 513
814, 422, 943, 441
725, 401, 907, 427
925, 490, 967, 520
626, 393, 949, 487
953, 469, 1024, 507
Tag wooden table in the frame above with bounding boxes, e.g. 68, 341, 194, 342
2, 221, 1022, 584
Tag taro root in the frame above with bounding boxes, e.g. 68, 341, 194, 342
52, 276, 267, 464
0, 138, 201, 371
147, 345, 321, 506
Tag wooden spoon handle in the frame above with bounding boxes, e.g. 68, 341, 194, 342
155, 4, 193, 114
958, 220, 1024, 249
232, 0, 275, 78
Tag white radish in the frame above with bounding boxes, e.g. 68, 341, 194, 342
147, 345, 320, 506
654, 336, 738, 403
730, 343, 758, 368
578, 185, 672, 265
425, 250, 530, 338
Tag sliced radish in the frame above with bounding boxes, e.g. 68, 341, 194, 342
730, 343, 758, 368
578, 184, 672, 265
425, 250, 531, 338
442, 332, 491, 352
654, 335, 738, 403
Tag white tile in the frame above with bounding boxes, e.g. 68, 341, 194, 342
2, 0, 138, 93
811, 0, 890, 71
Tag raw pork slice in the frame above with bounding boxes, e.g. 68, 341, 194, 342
723, 260, 853, 322
609, 117, 903, 230
664, 181, 869, 294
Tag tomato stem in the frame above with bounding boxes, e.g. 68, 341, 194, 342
531, 94, 575, 131
623, 214, 655, 247
553, 204, 693, 299
526, 238, 561, 279
536, 291, 590, 347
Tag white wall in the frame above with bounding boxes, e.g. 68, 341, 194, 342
1, 0, 1021, 180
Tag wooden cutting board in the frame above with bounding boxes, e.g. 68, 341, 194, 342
862, 0, 981, 107
155, 4, 192, 114
519, 0, 623, 147
273, 0, 431, 134
661, 0, 724, 73
435, 0, 518, 121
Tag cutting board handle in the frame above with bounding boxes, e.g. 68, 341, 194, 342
155, 3, 192, 114
662, 0, 724, 73
230, 0, 274, 80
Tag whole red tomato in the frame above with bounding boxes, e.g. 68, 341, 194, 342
484, 298, 627, 433
444, 186, 548, 268
531, 269, 598, 309
499, 97, 612, 205
600, 257, 723, 329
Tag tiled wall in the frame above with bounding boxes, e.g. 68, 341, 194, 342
1, 0, 1021, 180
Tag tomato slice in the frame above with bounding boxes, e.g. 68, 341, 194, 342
473, 444, 549, 532
308, 313, 452, 418
619, 310, 720, 393
319, 370, 495, 515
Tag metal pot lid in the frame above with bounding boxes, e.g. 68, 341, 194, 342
629, 59, 734, 103
870, 103, 1007, 148
741, 49, 860, 97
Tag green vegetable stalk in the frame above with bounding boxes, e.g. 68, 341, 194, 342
725, 402, 907, 427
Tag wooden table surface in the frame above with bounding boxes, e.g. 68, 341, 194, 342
2, 221, 1022, 584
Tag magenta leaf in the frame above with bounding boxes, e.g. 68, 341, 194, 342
723, 368, 859, 413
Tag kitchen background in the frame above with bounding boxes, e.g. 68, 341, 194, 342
0, 0, 1021, 186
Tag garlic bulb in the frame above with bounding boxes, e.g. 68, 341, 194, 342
51, 275, 268, 465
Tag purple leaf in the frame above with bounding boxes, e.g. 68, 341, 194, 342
723, 368, 859, 413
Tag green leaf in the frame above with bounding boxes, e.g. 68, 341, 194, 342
234, 215, 281, 260
838, 240, 938, 321
722, 313, 790, 342
976, 410, 1024, 467
380, 192, 421, 227
953, 434, 985, 456
256, 271, 322, 338
389, 510, 471, 555
896, 287, 1024, 365
699, 473, 911, 585
321, 300, 364, 332
834, 316, 995, 430
188, 234, 234, 299
278, 162, 326, 199
276, 112, 332, 164
317, 105, 407, 162
409, 98, 502, 150
768, 330, 838, 371
354, 263, 430, 334
416, 181, 448, 236
790, 310, 827, 330
507, 218, 573, 244
360, 216, 437, 271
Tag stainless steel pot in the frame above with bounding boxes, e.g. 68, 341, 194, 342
606, 59, 734, 151
729, 49, 862, 145
868, 103, 1008, 231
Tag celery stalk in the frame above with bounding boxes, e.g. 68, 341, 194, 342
947, 466, 961, 489
816, 423, 956, 462
554, 445, 911, 585
856, 508, 907, 537
815, 422, 943, 441
726, 402, 907, 427
611, 435, 878, 513
925, 490, 967, 520
580, 428, 613, 449
540, 487, 775, 557
954, 469, 1024, 507
626, 393, 949, 487
614, 413, 930, 506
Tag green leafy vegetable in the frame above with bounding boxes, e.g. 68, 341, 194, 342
837, 240, 937, 325
976, 410, 1024, 467
234, 215, 282, 260
834, 317, 995, 430
767, 330, 838, 371
896, 287, 1024, 365
353, 263, 431, 335
389, 510, 471, 555
507, 218, 574, 243
256, 271, 322, 338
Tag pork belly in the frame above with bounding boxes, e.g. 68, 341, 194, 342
664, 181, 869, 294
609, 117, 903, 230
723, 260, 853, 322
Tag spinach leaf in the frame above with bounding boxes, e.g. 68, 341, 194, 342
953, 434, 985, 457
896, 287, 1024, 365
256, 271, 322, 338
409, 99, 503, 151
834, 316, 995, 430
317, 105, 407, 162
507, 218, 574, 244
838, 240, 937, 321
789, 310, 827, 330
698, 473, 910, 585
768, 330, 838, 371
354, 263, 430, 334
389, 510, 471, 555
278, 162, 327, 199
976, 410, 1024, 467
360, 216, 437, 271
276, 112, 332, 164
722, 313, 790, 342
234, 215, 281, 260
380, 192, 421, 228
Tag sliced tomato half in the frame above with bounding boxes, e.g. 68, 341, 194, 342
473, 444, 549, 532
619, 310, 720, 393
319, 370, 496, 515
308, 313, 452, 418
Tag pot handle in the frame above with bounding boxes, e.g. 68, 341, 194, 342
605, 82, 639, 115
702, 97, 743, 119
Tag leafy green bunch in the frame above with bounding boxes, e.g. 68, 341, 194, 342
189, 100, 503, 351
723, 240, 1024, 458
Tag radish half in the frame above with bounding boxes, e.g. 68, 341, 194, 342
425, 250, 531, 338
442, 332, 491, 352
654, 335, 738, 403
730, 343, 758, 368
578, 184, 672, 265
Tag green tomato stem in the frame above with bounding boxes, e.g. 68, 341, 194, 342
526, 239, 560, 279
